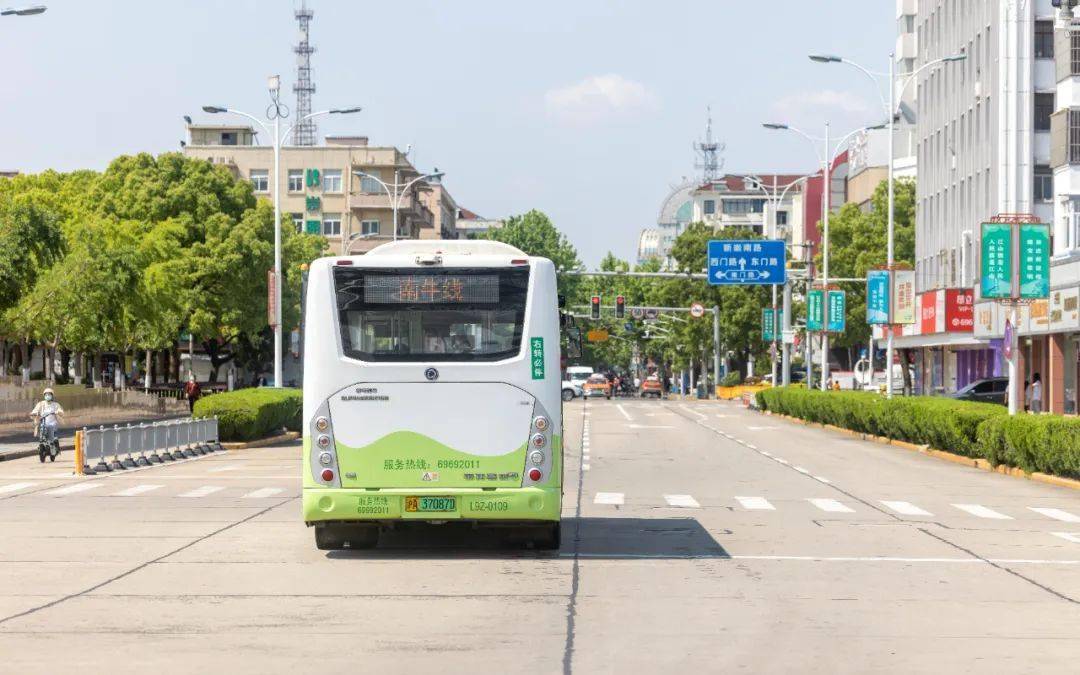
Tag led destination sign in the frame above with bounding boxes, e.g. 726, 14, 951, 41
364, 275, 500, 304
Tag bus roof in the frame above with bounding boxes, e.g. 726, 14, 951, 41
364, 239, 527, 258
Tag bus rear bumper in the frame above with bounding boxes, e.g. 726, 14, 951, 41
303, 486, 561, 525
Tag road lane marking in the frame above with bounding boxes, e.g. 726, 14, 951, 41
952, 504, 1012, 520
808, 498, 855, 513
679, 405, 707, 419
735, 496, 775, 511
774, 458, 789, 465
746, 444, 758, 450
760, 450, 773, 457
615, 404, 632, 421
0, 482, 36, 494
1051, 532, 1080, 544
794, 466, 810, 474
1029, 507, 1080, 523
242, 487, 284, 499
112, 484, 164, 497
813, 476, 831, 484
207, 465, 241, 472
44, 483, 101, 496
663, 494, 700, 508
628, 424, 675, 429
594, 492, 624, 505
582, 464, 590, 471
747, 426, 778, 431
179, 485, 225, 498
881, 500, 933, 516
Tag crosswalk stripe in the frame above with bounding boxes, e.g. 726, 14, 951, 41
881, 500, 933, 516
594, 492, 624, 505
735, 496, 775, 511
1029, 507, 1080, 523
952, 504, 1012, 520
0, 482, 37, 494
112, 484, 164, 497
663, 494, 700, 508
242, 487, 284, 499
208, 465, 240, 473
179, 485, 225, 498
44, 483, 101, 497
1051, 532, 1080, 544
808, 498, 855, 513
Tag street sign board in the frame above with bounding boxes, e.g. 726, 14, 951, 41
586, 329, 609, 343
623, 321, 635, 333
630, 307, 644, 319
807, 289, 824, 331
644, 308, 659, 321
827, 290, 846, 333
782, 329, 795, 345
980, 222, 1012, 299
689, 302, 705, 318
892, 270, 915, 324
1019, 223, 1051, 299
866, 270, 890, 325
707, 239, 786, 285
762, 308, 775, 341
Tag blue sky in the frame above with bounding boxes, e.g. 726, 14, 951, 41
1, 0, 893, 266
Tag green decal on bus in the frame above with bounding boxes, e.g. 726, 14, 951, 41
530, 337, 545, 380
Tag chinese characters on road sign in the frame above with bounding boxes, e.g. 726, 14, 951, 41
707, 240, 787, 285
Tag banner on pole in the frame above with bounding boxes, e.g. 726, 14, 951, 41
827, 290, 846, 333
1018, 223, 1051, 299
891, 270, 916, 324
807, 289, 824, 331
866, 270, 890, 325
980, 222, 1012, 299
762, 308, 775, 342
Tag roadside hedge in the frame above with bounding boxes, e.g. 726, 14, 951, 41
756, 386, 1080, 479
193, 387, 302, 441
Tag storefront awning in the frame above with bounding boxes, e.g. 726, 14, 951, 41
877, 332, 991, 350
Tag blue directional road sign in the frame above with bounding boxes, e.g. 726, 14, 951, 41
708, 240, 786, 285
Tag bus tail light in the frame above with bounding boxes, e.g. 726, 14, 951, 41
321, 468, 335, 482
528, 468, 542, 482
530, 433, 546, 448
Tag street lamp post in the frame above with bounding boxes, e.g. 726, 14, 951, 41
763, 121, 885, 390
810, 52, 965, 396
747, 174, 810, 387
1, 5, 46, 16
351, 169, 445, 243
203, 79, 360, 387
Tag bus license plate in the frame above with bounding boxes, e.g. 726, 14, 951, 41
405, 496, 456, 512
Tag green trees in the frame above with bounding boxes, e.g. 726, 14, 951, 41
0, 153, 325, 384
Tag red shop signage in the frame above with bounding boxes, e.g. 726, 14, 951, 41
919, 290, 938, 334
945, 288, 974, 333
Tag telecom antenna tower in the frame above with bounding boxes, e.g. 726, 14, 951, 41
293, 1, 317, 145
693, 107, 724, 182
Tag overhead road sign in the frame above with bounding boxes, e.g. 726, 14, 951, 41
708, 240, 787, 285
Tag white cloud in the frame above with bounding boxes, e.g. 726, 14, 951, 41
544, 74, 658, 126
769, 89, 876, 123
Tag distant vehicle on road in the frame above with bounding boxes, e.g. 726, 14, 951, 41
565, 366, 594, 388
583, 374, 612, 399
301, 240, 562, 551
640, 375, 663, 398
562, 379, 584, 401
947, 377, 1008, 405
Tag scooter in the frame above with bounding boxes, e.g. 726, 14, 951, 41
37, 414, 60, 463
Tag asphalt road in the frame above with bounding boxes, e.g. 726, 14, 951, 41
0, 397, 1078, 673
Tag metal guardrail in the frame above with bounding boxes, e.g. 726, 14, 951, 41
77, 417, 222, 475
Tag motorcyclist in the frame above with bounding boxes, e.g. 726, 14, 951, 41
30, 387, 64, 446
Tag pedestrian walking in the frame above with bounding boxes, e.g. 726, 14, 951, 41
1030, 373, 1043, 414
183, 373, 202, 414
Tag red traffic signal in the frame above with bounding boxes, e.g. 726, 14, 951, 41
590, 295, 601, 319
615, 295, 626, 318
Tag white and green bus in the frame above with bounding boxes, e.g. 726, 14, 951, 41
302, 240, 563, 550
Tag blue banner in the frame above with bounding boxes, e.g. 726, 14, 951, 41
827, 290, 846, 333
708, 240, 787, 285
866, 270, 890, 325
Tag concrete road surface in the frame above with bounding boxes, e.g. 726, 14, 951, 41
0, 398, 1078, 673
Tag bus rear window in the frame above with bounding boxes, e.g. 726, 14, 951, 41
333, 267, 530, 362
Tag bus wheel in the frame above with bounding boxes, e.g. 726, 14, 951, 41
314, 524, 347, 550
535, 523, 561, 550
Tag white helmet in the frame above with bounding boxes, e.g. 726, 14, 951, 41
43, 387, 54, 396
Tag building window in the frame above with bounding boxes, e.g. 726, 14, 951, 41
322, 213, 342, 236
322, 169, 342, 193
361, 219, 380, 235
291, 213, 304, 233
1069, 110, 1080, 164
1034, 93, 1054, 132
1034, 166, 1053, 202
1035, 20, 1054, 59
221, 132, 237, 146
359, 172, 382, 193
703, 200, 716, 216
722, 199, 766, 215
249, 169, 269, 193
1068, 198, 1080, 251
287, 169, 303, 192
776, 211, 788, 226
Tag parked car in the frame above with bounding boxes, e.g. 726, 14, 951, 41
562, 380, 584, 401
947, 377, 1008, 405
583, 374, 612, 399
640, 375, 663, 399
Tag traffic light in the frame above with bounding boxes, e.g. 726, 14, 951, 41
615, 295, 626, 318
590, 295, 601, 319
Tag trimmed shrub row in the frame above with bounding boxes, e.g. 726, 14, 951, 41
756, 387, 1080, 479
193, 387, 302, 441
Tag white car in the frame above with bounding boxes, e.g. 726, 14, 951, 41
562, 381, 584, 401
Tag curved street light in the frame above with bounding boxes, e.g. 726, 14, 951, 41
351, 169, 445, 243
1, 5, 46, 16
